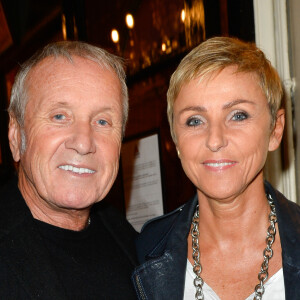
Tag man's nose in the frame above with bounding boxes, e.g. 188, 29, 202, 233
65, 121, 96, 155
205, 123, 228, 152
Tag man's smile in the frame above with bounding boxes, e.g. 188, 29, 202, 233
58, 165, 95, 174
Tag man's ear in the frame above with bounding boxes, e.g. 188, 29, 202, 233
8, 114, 22, 162
268, 109, 285, 152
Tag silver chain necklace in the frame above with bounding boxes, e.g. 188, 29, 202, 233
191, 193, 277, 300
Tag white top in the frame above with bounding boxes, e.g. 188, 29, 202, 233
184, 259, 285, 300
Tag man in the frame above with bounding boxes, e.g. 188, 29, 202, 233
0, 41, 137, 299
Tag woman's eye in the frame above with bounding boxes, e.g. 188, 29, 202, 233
232, 111, 248, 121
186, 117, 203, 127
53, 114, 66, 121
97, 119, 108, 126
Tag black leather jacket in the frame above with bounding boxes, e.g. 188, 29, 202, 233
132, 182, 300, 300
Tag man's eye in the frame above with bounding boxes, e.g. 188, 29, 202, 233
97, 119, 108, 126
186, 117, 202, 127
53, 114, 66, 120
232, 111, 248, 121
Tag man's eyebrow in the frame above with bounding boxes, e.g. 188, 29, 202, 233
223, 99, 256, 109
47, 102, 113, 112
48, 101, 71, 109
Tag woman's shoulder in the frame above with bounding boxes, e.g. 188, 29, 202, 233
265, 181, 300, 251
135, 196, 197, 263
265, 181, 300, 219
275, 190, 300, 230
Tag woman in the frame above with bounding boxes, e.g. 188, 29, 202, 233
132, 37, 300, 300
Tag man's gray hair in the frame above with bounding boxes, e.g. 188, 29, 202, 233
8, 41, 129, 135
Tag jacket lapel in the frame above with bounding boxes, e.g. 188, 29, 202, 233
133, 249, 187, 300
265, 181, 300, 299
133, 196, 198, 300
134, 183, 300, 300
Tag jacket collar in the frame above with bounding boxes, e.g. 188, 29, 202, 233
139, 183, 300, 267
265, 181, 300, 269
133, 195, 198, 300
265, 181, 300, 299
135, 195, 197, 262
134, 182, 300, 299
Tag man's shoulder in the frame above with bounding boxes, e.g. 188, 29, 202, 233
94, 201, 138, 265
0, 177, 33, 240
94, 201, 137, 236
0, 176, 19, 199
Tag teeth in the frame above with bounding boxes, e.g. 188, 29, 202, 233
205, 162, 235, 167
59, 165, 95, 174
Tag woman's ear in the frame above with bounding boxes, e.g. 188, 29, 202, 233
268, 109, 285, 152
8, 115, 21, 162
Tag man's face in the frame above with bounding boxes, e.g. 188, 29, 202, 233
9, 56, 123, 213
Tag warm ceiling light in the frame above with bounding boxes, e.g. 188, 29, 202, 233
126, 14, 134, 29
62, 14, 67, 40
162, 43, 166, 52
181, 9, 186, 22
111, 29, 119, 43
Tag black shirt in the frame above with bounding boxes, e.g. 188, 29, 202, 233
35, 210, 137, 300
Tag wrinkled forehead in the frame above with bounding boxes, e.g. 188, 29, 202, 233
26, 55, 113, 83
25, 55, 120, 95
23, 55, 122, 114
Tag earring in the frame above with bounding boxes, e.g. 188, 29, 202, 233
177, 149, 180, 158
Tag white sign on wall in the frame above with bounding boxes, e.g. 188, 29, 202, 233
121, 133, 164, 232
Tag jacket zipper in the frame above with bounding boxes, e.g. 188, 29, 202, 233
135, 275, 147, 300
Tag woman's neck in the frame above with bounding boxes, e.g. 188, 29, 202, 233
196, 180, 270, 247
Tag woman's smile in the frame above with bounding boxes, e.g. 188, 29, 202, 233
202, 159, 237, 171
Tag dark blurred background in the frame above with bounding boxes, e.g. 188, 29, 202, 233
0, 0, 255, 212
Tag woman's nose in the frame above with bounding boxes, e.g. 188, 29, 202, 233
65, 122, 96, 155
206, 123, 227, 152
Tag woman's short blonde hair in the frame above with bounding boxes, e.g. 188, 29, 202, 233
167, 36, 283, 142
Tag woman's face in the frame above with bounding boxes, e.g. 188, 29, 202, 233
173, 66, 284, 201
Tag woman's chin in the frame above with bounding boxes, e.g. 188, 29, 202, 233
197, 183, 241, 202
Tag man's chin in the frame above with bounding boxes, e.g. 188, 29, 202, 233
50, 193, 96, 211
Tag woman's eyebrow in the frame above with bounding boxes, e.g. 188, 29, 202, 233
178, 99, 256, 116
223, 99, 256, 109
178, 106, 207, 116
